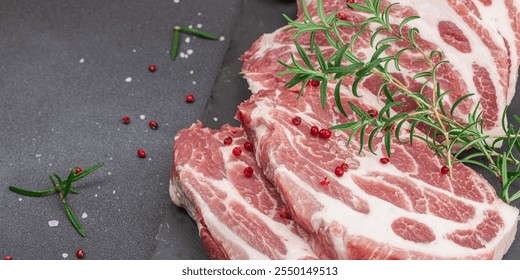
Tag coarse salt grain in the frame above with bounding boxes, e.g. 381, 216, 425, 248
173, 0, 179, 3
62, 253, 68, 258
48, 220, 59, 227
189, 70, 194, 74
125, 77, 132, 82
187, 49, 193, 55
213, 117, 218, 122
140, 115, 146, 120
185, 37, 190, 43
18, 198, 22, 201
79, 58, 85, 63
219, 36, 225, 41
196, 23, 202, 28
82, 212, 88, 219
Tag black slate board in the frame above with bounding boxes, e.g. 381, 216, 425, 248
0, 0, 241, 259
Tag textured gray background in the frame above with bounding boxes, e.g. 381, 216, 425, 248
1, 0, 519, 260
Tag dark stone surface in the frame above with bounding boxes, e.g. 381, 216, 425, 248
0, 0, 241, 260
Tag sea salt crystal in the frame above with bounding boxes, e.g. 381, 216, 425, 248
113, 190, 116, 194
18, 198, 22, 202
48, 220, 59, 227
79, 58, 85, 63
125, 77, 132, 82
196, 23, 202, 28
185, 37, 190, 43
82, 212, 88, 219
219, 36, 225, 41
213, 117, 218, 122
107, 172, 112, 176
187, 49, 193, 55
173, 0, 179, 3
189, 70, 194, 74
140, 115, 146, 120
35, 154, 42, 158
192, 81, 197, 85
132, 49, 136, 53
197, 12, 202, 16
62, 253, 68, 259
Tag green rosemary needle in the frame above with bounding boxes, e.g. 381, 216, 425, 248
170, 25, 218, 61
8, 162, 104, 237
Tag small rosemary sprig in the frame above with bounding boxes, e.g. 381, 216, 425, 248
8, 162, 104, 237
279, 0, 520, 203
171, 25, 218, 61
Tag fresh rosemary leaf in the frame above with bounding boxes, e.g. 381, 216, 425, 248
62, 169, 75, 200
175, 26, 217, 40
334, 79, 348, 117
63, 202, 86, 237
171, 29, 180, 61
398, 16, 420, 37
319, 79, 328, 109
72, 162, 104, 182
8, 186, 55, 197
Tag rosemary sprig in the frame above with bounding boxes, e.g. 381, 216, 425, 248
280, 0, 520, 203
8, 162, 104, 237
170, 25, 218, 61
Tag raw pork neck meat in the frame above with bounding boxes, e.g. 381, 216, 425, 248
170, 123, 320, 259
237, 0, 519, 258
237, 86, 518, 259
242, 0, 513, 137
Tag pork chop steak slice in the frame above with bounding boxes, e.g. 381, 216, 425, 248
237, 86, 519, 259
170, 122, 321, 259
242, 0, 512, 137
460, 0, 520, 104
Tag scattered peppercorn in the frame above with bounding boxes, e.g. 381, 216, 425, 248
310, 126, 319, 136
441, 166, 450, 175
341, 163, 349, 172
232, 147, 242, 156
337, 11, 347, 20
380, 158, 390, 164
121, 115, 130, 124
244, 141, 254, 151
319, 128, 332, 139
76, 248, 84, 259
335, 166, 344, 177
243, 167, 254, 177
75, 167, 83, 174
308, 79, 320, 87
185, 94, 195, 103
149, 120, 158, 130
292, 116, 302, 125
223, 136, 233, 146
137, 149, 147, 158
367, 109, 378, 118
4, 255, 12, 260
148, 64, 156, 72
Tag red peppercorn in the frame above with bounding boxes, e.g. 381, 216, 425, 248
319, 128, 332, 139
4, 255, 12, 260
75, 167, 83, 174
292, 116, 302, 125
380, 158, 390, 164
76, 248, 84, 259
310, 126, 319, 136
335, 166, 344, 177
441, 166, 450, 175
232, 146, 242, 156
341, 163, 349, 172
148, 64, 156, 72
244, 141, 253, 151
121, 115, 130, 124
308, 79, 320, 87
149, 120, 158, 130
185, 94, 195, 103
337, 11, 347, 20
367, 109, 378, 118
346, 0, 355, 3
137, 149, 146, 158
279, 207, 292, 219
243, 166, 254, 177
223, 136, 233, 146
